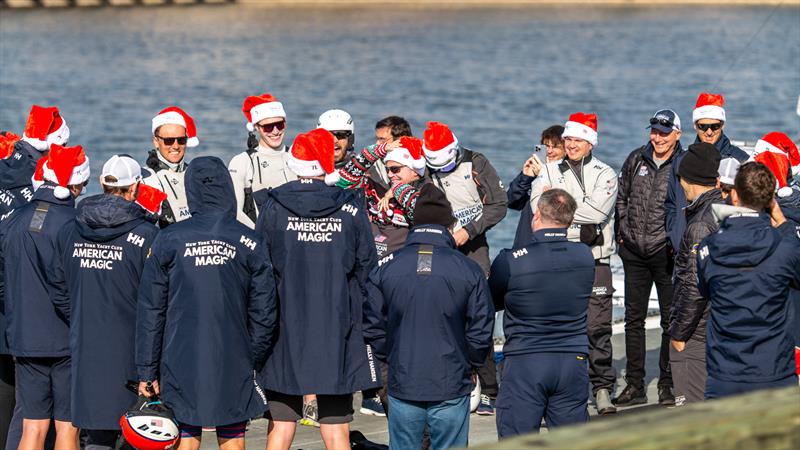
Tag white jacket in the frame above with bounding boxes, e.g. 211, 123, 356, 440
228, 145, 297, 228
529, 154, 618, 261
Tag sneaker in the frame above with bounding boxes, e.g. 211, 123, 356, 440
475, 394, 495, 416
612, 384, 647, 407
299, 399, 320, 427
658, 386, 676, 407
595, 389, 617, 415
359, 396, 386, 417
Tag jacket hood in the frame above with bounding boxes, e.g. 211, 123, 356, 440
405, 224, 456, 248
778, 188, 800, 225
184, 156, 236, 218
708, 213, 779, 268
76, 194, 147, 242
0, 140, 39, 189
269, 179, 356, 218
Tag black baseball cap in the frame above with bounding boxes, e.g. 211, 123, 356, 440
648, 109, 681, 134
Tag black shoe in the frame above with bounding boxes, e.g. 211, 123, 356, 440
612, 384, 647, 406
658, 386, 676, 406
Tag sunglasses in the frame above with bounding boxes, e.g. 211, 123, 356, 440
650, 117, 675, 129
332, 131, 352, 140
696, 122, 723, 132
258, 121, 286, 133
156, 135, 188, 146
386, 166, 405, 174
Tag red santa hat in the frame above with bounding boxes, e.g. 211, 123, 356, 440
42, 144, 90, 199
423, 122, 459, 169
562, 112, 598, 146
22, 105, 70, 152
31, 156, 47, 191
756, 132, 800, 178
384, 136, 426, 176
754, 132, 800, 196
287, 128, 339, 185
693, 92, 726, 123
0, 131, 21, 159
135, 184, 169, 215
151, 106, 199, 147
242, 93, 286, 132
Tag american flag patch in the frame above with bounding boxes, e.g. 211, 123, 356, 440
151, 419, 163, 427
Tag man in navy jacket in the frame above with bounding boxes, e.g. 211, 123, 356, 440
697, 162, 800, 398
49, 155, 159, 449
255, 129, 378, 450
0, 144, 88, 450
363, 188, 493, 450
135, 156, 276, 450
489, 188, 594, 437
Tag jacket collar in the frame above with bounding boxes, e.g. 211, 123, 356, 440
722, 210, 770, 228
641, 141, 682, 165
146, 149, 186, 173
531, 228, 569, 243
685, 188, 722, 218
31, 183, 76, 207
558, 153, 593, 174
405, 224, 456, 248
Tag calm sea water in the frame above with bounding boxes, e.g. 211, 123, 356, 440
1, 4, 798, 252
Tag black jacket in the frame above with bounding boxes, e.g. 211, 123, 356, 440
136, 156, 277, 426
255, 179, 379, 395
506, 172, 535, 249
363, 225, 494, 402
616, 143, 680, 258
0, 140, 40, 221
50, 194, 158, 429
668, 189, 723, 342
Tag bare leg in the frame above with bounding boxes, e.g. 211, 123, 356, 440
319, 423, 350, 450
18, 418, 49, 450
218, 436, 244, 450
266, 420, 296, 450
177, 435, 201, 450
52, 420, 79, 450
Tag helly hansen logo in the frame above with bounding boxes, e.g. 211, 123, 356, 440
341, 204, 359, 217
698, 245, 709, 260
512, 248, 528, 259
127, 232, 145, 248
240, 235, 257, 251
378, 253, 393, 267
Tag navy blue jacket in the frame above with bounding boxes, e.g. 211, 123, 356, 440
665, 135, 748, 251
255, 178, 379, 395
363, 225, 494, 402
506, 172, 535, 249
489, 228, 594, 356
697, 212, 800, 382
0, 141, 40, 221
136, 157, 277, 426
50, 194, 158, 429
777, 190, 800, 348
0, 183, 75, 356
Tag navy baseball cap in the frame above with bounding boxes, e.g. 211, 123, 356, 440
648, 109, 681, 134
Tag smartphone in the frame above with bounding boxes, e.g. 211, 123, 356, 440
534, 144, 546, 153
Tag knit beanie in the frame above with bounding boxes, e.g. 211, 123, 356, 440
412, 184, 456, 228
678, 143, 721, 186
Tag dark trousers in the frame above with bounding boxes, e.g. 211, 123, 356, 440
670, 337, 706, 406
475, 350, 498, 398
620, 245, 674, 389
0, 356, 14, 450
588, 263, 615, 394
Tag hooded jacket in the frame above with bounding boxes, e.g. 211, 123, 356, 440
777, 189, 800, 348
363, 225, 494, 402
668, 189, 723, 343
50, 194, 158, 429
0, 140, 40, 221
664, 134, 748, 251
697, 212, 800, 382
489, 228, 594, 357
142, 149, 190, 228
255, 178, 379, 395
616, 142, 681, 258
0, 183, 75, 356
136, 156, 277, 426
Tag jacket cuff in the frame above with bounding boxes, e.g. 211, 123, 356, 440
463, 223, 477, 239
137, 366, 158, 382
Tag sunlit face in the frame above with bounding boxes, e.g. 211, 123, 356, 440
542, 138, 566, 163
386, 161, 420, 185
650, 129, 681, 155
256, 117, 286, 149
375, 127, 393, 145
695, 119, 724, 145
564, 136, 592, 161
152, 123, 187, 164
331, 130, 351, 163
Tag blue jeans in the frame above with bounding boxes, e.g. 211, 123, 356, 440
387, 395, 469, 450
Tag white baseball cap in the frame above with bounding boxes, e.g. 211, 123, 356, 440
718, 157, 740, 186
101, 155, 142, 187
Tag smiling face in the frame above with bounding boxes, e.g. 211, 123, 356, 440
650, 128, 681, 157
257, 117, 286, 149
385, 161, 420, 185
152, 123, 187, 164
564, 136, 592, 161
375, 127, 393, 145
695, 119, 724, 145
331, 131, 351, 163
542, 138, 566, 163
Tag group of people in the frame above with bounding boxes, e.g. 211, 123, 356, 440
0, 89, 796, 450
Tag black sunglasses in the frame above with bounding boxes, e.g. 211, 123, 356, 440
155, 135, 188, 146
696, 122, 723, 132
258, 121, 286, 133
649, 117, 675, 129
331, 131, 352, 140
386, 166, 405, 174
